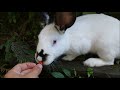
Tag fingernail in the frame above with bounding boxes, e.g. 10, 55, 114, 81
37, 64, 42, 68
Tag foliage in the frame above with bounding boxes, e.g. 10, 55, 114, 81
0, 34, 36, 77
0, 62, 10, 78
0, 12, 44, 77
51, 72, 65, 78
11, 40, 35, 63
0, 34, 35, 62
51, 68, 82, 78
51, 67, 94, 78
87, 68, 94, 78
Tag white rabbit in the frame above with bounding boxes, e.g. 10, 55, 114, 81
35, 13, 120, 67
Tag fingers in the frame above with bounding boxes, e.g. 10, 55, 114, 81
25, 64, 43, 78
21, 69, 32, 75
4, 62, 43, 78
12, 62, 36, 74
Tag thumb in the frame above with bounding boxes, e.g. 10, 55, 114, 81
26, 64, 43, 78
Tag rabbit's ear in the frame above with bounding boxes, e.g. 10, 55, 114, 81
40, 12, 50, 28
54, 12, 76, 31
41, 12, 56, 27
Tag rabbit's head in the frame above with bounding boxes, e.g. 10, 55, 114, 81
35, 12, 76, 65
35, 23, 65, 65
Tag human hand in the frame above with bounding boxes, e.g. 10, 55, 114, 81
4, 62, 43, 78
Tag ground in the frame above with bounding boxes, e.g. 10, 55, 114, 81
39, 54, 120, 78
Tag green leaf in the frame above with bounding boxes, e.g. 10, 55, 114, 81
62, 68, 71, 77
87, 68, 94, 78
51, 72, 65, 78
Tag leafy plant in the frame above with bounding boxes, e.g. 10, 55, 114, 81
51, 68, 82, 78
0, 35, 35, 63
0, 35, 36, 77
51, 72, 65, 78
0, 12, 44, 77
51, 67, 94, 78
87, 68, 94, 78
62, 68, 71, 77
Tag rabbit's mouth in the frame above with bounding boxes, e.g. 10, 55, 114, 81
35, 53, 42, 63
35, 55, 49, 65
35, 49, 49, 64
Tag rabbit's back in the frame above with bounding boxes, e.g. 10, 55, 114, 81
65, 14, 120, 57
67, 14, 119, 34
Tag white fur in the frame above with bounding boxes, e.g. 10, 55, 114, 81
36, 14, 120, 67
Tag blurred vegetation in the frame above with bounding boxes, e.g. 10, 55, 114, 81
0, 12, 45, 77
0, 12, 120, 78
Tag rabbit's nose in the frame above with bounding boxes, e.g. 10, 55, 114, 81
42, 54, 49, 62
37, 49, 49, 62
38, 49, 44, 56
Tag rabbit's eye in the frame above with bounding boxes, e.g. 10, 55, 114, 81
53, 40, 57, 45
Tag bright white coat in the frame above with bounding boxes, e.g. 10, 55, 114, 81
36, 14, 120, 67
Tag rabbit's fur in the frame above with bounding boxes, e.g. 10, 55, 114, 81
36, 14, 120, 67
